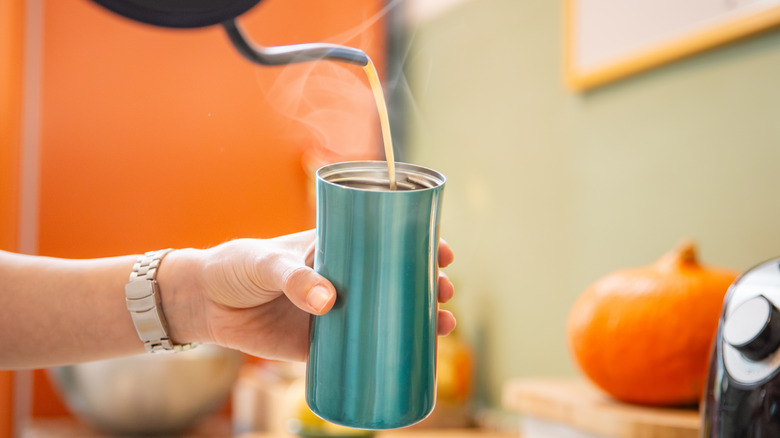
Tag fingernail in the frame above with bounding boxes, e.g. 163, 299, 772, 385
307, 285, 332, 313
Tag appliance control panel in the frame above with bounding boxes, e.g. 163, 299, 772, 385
722, 259, 780, 385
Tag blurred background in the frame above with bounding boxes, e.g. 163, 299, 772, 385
2, 0, 780, 436
404, 0, 780, 408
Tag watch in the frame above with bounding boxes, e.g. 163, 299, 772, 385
125, 249, 197, 353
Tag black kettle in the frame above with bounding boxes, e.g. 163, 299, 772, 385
88, 0, 369, 66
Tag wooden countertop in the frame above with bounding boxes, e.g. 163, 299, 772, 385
503, 378, 700, 438
23, 418, 516, 438
243, 431, 515, 438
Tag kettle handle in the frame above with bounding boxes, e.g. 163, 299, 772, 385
222, 19, 369, 67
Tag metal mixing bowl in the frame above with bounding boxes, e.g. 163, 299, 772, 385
48, 345, 244, 435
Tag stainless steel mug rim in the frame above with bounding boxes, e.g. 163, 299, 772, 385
316, 161, 446, 191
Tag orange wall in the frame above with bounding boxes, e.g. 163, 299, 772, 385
0, 0, 24, 250
31, 0, 387, 418
38, 0, 386, 259
0, 0, 25, 436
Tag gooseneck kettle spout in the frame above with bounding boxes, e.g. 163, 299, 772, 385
222, 20, 369, 67
88, 0, 369, 67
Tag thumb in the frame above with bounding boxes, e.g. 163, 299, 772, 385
281, 265, 337, 315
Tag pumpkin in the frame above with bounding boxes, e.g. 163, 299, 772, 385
566, 240, 739, 406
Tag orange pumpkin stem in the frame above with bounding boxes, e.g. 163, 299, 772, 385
657, 240, 698, 270
675, 240, 698, 264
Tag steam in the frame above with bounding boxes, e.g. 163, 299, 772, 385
255, 61, 380, 163
250, 0, 405, 165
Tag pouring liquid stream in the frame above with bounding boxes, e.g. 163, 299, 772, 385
363, 58, 397, 190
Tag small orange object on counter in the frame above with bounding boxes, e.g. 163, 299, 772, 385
565, 240, 738, 406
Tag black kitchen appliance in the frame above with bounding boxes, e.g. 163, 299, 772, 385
87, 0, 369, 66
702, 257, 780, 437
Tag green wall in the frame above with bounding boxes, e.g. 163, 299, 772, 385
404, 0, 780, 408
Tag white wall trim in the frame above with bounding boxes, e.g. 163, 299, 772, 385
19, 0, 43, 256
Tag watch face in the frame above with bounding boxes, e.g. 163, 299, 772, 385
89, 0, 263, 28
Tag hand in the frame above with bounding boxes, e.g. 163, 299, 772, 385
161, 230, 456, 362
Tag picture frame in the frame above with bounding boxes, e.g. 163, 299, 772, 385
564, 0, 780, 91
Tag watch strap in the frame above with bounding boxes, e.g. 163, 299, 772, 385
125, 249, 198, 353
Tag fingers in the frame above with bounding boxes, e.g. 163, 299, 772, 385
247, 231, 446, 322
245, 231, 335, 316
280, 266, 337, 315
438, 271, 454, 303
438, 238, 454, 268
436, 244, 456, 336
289, 234, 332, 313
437, 309, 456, 336
303, 241, 315, 268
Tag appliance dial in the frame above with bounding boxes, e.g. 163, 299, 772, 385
724, 294, 780, 361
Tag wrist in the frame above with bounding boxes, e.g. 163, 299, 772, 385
155, 248, 210, 346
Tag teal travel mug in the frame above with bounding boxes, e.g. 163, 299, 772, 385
306, 161, 446, 430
